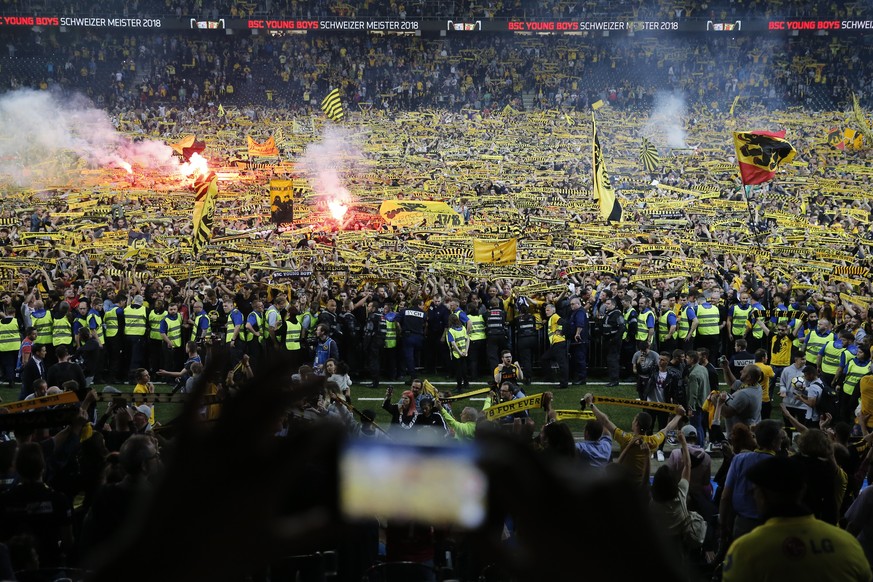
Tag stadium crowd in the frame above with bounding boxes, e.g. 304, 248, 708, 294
0, 3, 872, 580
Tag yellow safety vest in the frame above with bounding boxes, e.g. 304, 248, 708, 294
658, 311, 674, 343
52, 316, 72, 347
820, 340, 846, 376
468, 314, 486, 341
247, 312, 263, 343
225, 309, 243, 343
191, 313, 210, 342
622, 308, 636, 341
635, 309, 654, 342
285, 319, 302, 350
0, 319, 20, 352
805, 331, 834, 366
164, 315, 182, 348
548, 313, 566, 344
88, 312, 104, 343
104, 307, 119, 338
385, 320, 398, 348
677, 306, 696, 339
124, 305, 147, 337
844, 358, 871, 396
730, 304, 752, 337
148, 310, 165, 341
32, 311, 53, 343
446, 326, 468, 358
695, 304, 720, 336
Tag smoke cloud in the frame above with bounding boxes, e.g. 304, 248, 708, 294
297, 125, 366, 206
0, 88, 176, 187
643, 91, 688, 149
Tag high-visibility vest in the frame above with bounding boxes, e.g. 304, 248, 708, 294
225, 309, 243, 343
285, 318, 302, 350
124, 305, 147, 337
750, 306, 765, 339
820, 340, 846, 376
74, 315, 88, 340
547, 314, 565, 344
695, 304, 720, 336
658, 312, 674, 343
844, 358, 871, 396
88, 312, 105, 343
247, 312, 263, 343
385, 320, 398, 348
32, 311, 53, 343
622, 308, 636, 341
148, 310, 165, 341
0, 319, 20, 352
446, 326, 468, 358
104, 307, 119, 338
52, 316, 72, 347
468, 314, 486, 341
164, 315, 182, 348
265, 306, 280, 334
635, 309, 654, 342
191, 312, 210, 342
677, 306, 695, 339
805, 331, 834, 366
730, 304, 752, 337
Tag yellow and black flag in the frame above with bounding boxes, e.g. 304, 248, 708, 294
592, 113, 622, 222
321, 88, 344, 123
853, 92, 869, 140
733, 130, 797, 185
473, 238, 517, 265
191, 171, 218, 254
639, 137, 661, 173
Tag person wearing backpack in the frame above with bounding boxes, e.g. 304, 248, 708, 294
791, 364, 825, 427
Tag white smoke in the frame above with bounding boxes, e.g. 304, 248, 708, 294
643, 91, 688, 149
297, 125, 365, 207
0, 88, 176, 187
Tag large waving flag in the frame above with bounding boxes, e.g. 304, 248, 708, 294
592, 114, 622, 222
246, 136, 279, 157
733, 130, 797, 185
191, 171, 218, 254
169, 135, 206, 161
321, 88, 345, 122
853, 92, 869, 140
473, 238, 517, 265
639, 137, 661, 173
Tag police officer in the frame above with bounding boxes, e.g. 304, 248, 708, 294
363, 300, 387, 388
484, 297, 508, 374
513, 300, 538, 385
602, 298, 625, 387
398, 297, 426, 383
424, 294, 449, 374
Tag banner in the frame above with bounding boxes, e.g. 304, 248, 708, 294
473, 238, 517, 265
554, 409, 597, 421
379, 200, 462, 227
441, 387, 492, 402
0, 390, 79, 413
827, 127, 846, 150
482, 393, 544, 421
321, 88, 345, 122
592, 113, 622, 222
246, 135, 279, 157
733, 130, 797, 185
269, 179, 294, 227
587, 395, 681, 414
191, 172, 218, 254
639, 137, 660, 173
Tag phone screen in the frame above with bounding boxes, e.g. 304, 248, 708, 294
340, 439, 487, 528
